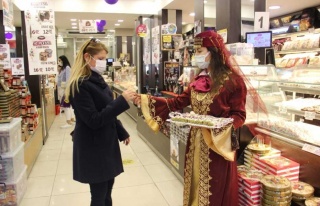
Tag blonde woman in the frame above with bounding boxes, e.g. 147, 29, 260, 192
65, 38, 137, 206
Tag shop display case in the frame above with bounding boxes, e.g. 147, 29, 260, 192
240, 65, 320, 197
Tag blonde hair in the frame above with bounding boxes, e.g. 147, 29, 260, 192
65, 39, 108, 102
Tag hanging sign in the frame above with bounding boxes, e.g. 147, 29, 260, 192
151, 26, 160, 65
2, 0, 14, 28
24, 0, 58, 75
136, 24, 147, 38
11, 58, 25, 75
0, 44, 11, 68
79, 20, 97, 33
161, 34, 183, 51
254, 12, 270, 32
217, 29, 228, 43
170, 134, 179, 170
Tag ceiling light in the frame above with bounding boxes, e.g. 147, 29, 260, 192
189, 12, 195, 16
109, 30, 115, 32
204, 0, 207, 3
72, 26, 77, 29
70, 19, 77, 21
71, 23, 77, 26
118, 20, 124, 22
115, 23, 120, 26
269, 5, 280, 10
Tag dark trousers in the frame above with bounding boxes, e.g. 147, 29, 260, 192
89, 178, 115, 206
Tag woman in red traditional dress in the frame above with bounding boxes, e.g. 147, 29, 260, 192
136, 30, 247, 206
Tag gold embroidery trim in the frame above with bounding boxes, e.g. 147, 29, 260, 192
140, 94, 162, 132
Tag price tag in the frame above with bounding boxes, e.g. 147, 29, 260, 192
254, 12, 270, 32
279, 106, 287, 114
304, 111, 316, 120
302, 144, 320, 156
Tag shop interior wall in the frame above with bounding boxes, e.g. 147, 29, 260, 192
57, 38, 75, 66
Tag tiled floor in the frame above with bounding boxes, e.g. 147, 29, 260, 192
21, 113, 183, 206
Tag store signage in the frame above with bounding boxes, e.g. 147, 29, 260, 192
302, 144, 320, 157
2, 0, 14, 28
24, 0, 58, 75
79, 20, 98, 33
161, 34, 183, 51
136, 24, 147, 38
217, 29, 228, 43
0, 44, 11, 68
151, 26, 160, 65
11, 58, 25, 75
161, 23, 177, 35
170, 134, 179, 170
304, 111, 316, 120
254, 12, 270, 32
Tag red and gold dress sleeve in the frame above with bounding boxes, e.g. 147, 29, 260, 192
140, 88, 191, 132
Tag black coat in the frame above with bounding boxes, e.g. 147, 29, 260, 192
70, 71, 130, 184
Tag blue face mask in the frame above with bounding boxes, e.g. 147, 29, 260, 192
195, 52, 210, 69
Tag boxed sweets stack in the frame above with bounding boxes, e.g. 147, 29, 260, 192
249, 156, 300, 181
237, 166, 265, 206
244, 147, 281, 167
0, 118, 22, 154
260, 175, 292, 206
291, 181, 314, 202
0, 143, 25, 182
0, 166, 27, 206
0, 90, 21, 119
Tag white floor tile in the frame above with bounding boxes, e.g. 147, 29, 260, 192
21, 197, 50, 206
145, 163, 177, 183
36, 149, 61, 162
130, 139, 152, 153
113, 166, 153, 188
56, 159, 73, 175
29, 161, 59, 178
24, 176, 55, 198
113, 184, 169, 206
156, 180, 184, 206
136, 151, 163, 165
52, 174, 89, 195
50, 192, 90, 206
59, 149, 73, 160
42, 140, 63, 151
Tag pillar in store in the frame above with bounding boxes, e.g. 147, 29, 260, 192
157, 9, 182, 92
254, 0, 267, 64
216, 0, 241, 43
15, 27, 23, 57
0, 11, 6, 44
21, 11, 41, 107
194, 0, 204, 32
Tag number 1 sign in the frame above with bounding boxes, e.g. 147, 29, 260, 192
254, 12, 270, 32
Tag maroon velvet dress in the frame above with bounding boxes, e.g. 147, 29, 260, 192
141, 72, 247, 206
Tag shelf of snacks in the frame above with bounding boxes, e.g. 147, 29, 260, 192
275, 48, 320, 55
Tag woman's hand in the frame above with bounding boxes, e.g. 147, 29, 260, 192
123, 137, 130, 146
134, 94, 141, 106
122, 90, 137, 102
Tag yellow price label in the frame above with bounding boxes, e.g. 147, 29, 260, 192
162, 35, 172, 43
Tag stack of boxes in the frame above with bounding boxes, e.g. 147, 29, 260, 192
0, 90, 21, 119
10, 76, 37, 141
0, 118, 27, 206
238, 165, 264, 206
244, 148, 300, 182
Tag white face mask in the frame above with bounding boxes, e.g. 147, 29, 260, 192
90, 56, 106, 75
195, 52, 210, 69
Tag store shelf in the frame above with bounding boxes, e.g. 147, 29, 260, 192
275, 48, 320, 55
279, 85, 320, 95
255, 127, 304, 147
272, 104, 320, 121
272, 28, 320, 39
